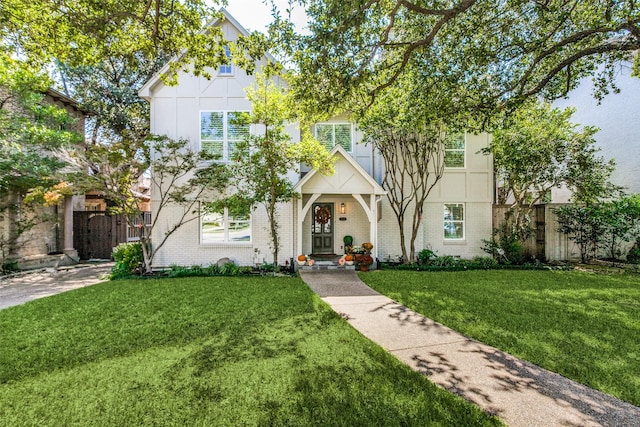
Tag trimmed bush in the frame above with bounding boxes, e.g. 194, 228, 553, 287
111, 242, 143, 279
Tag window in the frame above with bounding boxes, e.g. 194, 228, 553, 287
219, 46, 233, 76
444, 203, 464, 239
200, 111, 250, 161
201, 208, 251, 243
315, 123, 353, 152
445, 132, 465, 168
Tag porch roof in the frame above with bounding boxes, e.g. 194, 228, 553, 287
294, 145, 386, 196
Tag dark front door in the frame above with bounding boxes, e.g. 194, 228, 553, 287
312, 203, 334, 254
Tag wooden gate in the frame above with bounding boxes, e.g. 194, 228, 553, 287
73, 211, 127, 260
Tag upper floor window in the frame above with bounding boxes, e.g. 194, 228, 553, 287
219, 46, 233, 76
445, 132, 465, 168
315, 123, 353, 152
200, 111, 250, 162
201, 207, 251, 244
444, 203, 464, 240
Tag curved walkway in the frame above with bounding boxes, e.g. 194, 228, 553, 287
300, 270, 640, 427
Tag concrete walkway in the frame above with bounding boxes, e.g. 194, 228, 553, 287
0, 262, 113, 310
299, 270, 640, 427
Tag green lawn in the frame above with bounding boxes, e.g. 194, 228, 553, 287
0, 276, 500, 426
360, 270, 640, 406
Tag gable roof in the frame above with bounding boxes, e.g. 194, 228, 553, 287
139, 8, 277, 100
294, 144, 386, 195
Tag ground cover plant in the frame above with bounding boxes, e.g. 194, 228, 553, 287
0, 276, 500, 426
360, 270, 640, 406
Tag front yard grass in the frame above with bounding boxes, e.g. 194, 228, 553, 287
360, 270, 640, 407
0, 276, 500, 426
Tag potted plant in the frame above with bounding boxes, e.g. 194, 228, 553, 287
343, 235, 354, 254
359, 254, 374, 271
362, 242, 373, 252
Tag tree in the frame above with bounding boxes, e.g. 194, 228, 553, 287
210, 74, 333, 271
1, 1, 273, 85
555, 204, 604, 263
274, 0, 639, 121
0, 55, 81, 268
58, 55, 168, 147
485, 100, 618, 240
595, 195, 640, 259
358, 73, 450, 263
64, 135, 229, 274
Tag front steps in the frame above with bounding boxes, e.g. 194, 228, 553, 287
297, 260, 356, 271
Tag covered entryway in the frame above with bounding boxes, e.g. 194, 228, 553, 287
294, 145, 386, 260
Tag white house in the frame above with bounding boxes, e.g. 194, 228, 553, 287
138, 9, 494, 268
553, 63, 640, 196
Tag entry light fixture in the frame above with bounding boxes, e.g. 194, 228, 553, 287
340, 202, 346, 214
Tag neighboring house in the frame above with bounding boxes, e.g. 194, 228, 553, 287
139, 9, 494, 268
553, 62, 640, 197
0, 88, 86, 268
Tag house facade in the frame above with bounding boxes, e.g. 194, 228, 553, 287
0, 88, 86, 269
139, 10, 494, 269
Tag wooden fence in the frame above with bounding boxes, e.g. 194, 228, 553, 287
493, 204, 579, 262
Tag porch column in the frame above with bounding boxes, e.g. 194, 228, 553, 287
296, 198, 302, 258
370, 194, 378, 259
299, 193, 321, 256
63, 196, 79, 261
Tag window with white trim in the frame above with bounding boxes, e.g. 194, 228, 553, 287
444, 132, 465, 168
315, 123, 353, 152
219, 46, 233, 76
201, 208, 251, 243
200, 111, 249, 161
444, 203, 464, 239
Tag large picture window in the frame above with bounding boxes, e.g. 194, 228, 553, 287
444, 132, 465, 168
201, 208, 251, 244
315, 123, 353, 152
200, 111, 250, 161
444, 203, 464, 240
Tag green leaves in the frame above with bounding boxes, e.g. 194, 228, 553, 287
489, 100, 617, 238
276, 0, 640, 125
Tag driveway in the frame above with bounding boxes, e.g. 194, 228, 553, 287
0, 262, 113, 310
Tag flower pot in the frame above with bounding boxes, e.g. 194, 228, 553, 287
359, 264, 368, 272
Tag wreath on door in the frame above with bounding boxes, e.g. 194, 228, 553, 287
315, 206, 331, 224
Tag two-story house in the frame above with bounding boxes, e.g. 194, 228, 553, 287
139, 9, 494, 269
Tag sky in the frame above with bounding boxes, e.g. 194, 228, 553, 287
224, 0, 309, 33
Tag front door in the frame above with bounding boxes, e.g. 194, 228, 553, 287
312, 203, 334, 254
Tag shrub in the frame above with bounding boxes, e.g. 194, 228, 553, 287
111, 242, 143, 279
417, 248, 437, 264
430, 255, 459, 267
627, 240, 640, 264
482, 225, 526, 265
471, 256, 500, 269
1, 260, 19, 275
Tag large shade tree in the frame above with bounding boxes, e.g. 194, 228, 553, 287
273, 0, 639, 119
0, 0, 272, 82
